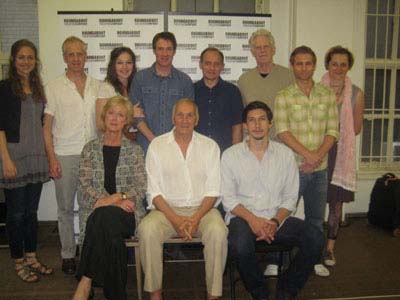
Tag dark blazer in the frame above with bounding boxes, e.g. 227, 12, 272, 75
0, 79, 22, 143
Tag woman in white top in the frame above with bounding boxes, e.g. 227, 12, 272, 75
96, 47, 142, 138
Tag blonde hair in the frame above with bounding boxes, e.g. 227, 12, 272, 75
100, 96, 133, 132
62, 36, 87, 54
172, 98, 199, 120
249, 29, 275, 49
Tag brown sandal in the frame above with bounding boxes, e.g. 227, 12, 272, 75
25, 255, 53, 275
15, 262, 40, 283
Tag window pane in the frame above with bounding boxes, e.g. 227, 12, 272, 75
395, 70, 400, 109
361, 118, 389, 162
368, 0, 378, 14
219, 0, 254, 13
366, 16, 376, 58
376, 16, 393, 58
378, 0, 395, 14
365, 69, 374, 110
365, 69, 391, 112
394, 119, 400, 161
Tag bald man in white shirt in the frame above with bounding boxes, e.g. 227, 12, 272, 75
138, 99, 227, 300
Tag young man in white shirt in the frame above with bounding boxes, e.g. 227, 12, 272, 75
221, 101, 324, 300
43, 36, 101, 275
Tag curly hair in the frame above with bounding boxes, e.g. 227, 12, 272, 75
105, 47, 136, 95
324, 45, 354, 70
8, 39, 46, 102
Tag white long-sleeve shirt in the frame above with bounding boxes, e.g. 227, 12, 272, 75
146, 129, 221, 209
44, 74, 101, 155
221, 140, 299, 224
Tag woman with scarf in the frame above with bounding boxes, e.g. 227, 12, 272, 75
320, 46, 364, 267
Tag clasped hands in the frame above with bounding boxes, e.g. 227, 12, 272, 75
248, 216, 278, 244
300, 150, 323, 173
172, 215, 200, 241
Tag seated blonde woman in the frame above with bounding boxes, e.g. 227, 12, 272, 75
73, 96, 146, 300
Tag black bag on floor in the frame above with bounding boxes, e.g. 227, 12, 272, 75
368, 173, 400, 230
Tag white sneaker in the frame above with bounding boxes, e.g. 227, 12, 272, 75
314, 264, 330, 277
263, 264, 278, 276
323, 251, 336, 266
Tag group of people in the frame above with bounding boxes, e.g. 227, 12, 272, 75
0, 28, 364, 300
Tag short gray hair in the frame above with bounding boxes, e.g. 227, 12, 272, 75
249, 29, 275, 49
62, 36, 87, 55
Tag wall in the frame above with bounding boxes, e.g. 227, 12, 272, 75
292, 0, 373, 215
32, 0, 372, 219
36, 0, 122, 220
38, 0, 122, 83
0, 0, 39, 53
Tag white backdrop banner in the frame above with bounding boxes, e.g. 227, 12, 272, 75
58, 12, 165, 80
168, 13, 271, 83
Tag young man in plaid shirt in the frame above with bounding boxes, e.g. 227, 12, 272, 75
274, 46, 339, 277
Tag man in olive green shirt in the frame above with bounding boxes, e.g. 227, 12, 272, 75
275, 46, 339, 278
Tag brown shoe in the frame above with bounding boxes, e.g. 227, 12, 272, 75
62, 258, 76, 275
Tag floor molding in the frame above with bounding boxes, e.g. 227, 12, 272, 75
313, 295, 400, 300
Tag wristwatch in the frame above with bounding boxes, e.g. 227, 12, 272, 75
121, 192, 127, 200
271, 217, 280, 227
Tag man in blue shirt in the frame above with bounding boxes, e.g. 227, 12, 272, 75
194, 47, 243, 153
129, 32, 194, 152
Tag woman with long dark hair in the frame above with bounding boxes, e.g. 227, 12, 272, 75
95, 47, 142, 137
0, 39, 52, 282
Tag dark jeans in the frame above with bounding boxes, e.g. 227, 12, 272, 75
77, 206, 136, 300
4, 182, 43, 259
298, 169, 328, 233
228, 216, 324, 300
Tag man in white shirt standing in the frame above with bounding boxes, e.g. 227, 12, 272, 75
138, 99, 227, 300
43, 36, 100, 275
221, 101, 324, 300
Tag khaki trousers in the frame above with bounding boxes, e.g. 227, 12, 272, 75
138, 207, 228, 296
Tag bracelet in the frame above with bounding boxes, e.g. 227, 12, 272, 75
121, 192, 127, 200
271, 217, 280, 227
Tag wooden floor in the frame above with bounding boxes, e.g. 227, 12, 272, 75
0, 217, 399, 300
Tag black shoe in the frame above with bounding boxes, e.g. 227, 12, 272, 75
62, 258, 76, 275
276, 288, 298, 300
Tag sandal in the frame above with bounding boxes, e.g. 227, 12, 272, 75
25, 255, 53, 275
15, 262, 40, 283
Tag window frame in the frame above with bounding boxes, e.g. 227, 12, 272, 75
360, 0, 400, 172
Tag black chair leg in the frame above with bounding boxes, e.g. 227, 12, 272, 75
229, 258, 236, 300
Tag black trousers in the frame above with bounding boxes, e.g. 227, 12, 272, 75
77, 206, 136, 300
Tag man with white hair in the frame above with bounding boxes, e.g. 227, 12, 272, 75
238, 29, 293, 140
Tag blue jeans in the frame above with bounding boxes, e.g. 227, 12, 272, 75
228, 216, 324, 300
299, 169, 328, 233
4, 182, 43, 259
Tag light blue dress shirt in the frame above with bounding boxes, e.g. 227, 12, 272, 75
221, 139, 299, 225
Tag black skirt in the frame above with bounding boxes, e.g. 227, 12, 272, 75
327, 142, 355, 203
77, 205, 136, 300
